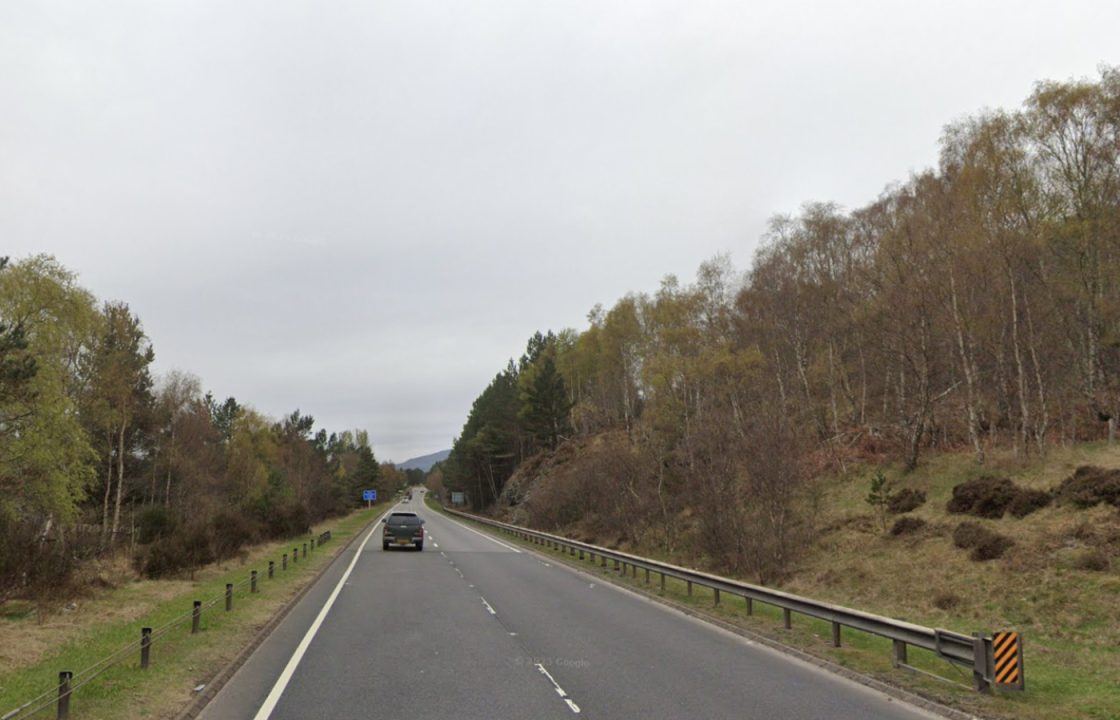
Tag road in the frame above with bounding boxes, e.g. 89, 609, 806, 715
199, 489, 940, 720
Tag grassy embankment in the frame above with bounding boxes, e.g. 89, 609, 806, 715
429, 443, 1120, 720
0, 504, 385, 720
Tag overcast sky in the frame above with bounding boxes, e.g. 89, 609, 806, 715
2, 1, 1117, 461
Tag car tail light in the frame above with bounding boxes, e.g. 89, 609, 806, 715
413, 527, 424, 538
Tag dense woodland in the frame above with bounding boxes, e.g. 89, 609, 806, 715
441, 68, 1120, 580
0, 256, 406, 602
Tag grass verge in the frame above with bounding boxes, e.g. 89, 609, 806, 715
0, 504, 385, 720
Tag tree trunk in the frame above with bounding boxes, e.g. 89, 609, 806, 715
149, 440, 158, 506
858, 342, 868, 426
827, 342, 840, 437
100, 437, 113, 545
949, 268, 984, 464
110, 422, 126, 545
164, 421, 174, 507
1023, 292, 1049, 453
1008, 270, 1031, 456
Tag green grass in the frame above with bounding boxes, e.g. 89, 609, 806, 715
0, 505, 384, 720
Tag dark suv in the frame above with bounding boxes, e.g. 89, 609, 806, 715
382, 512, 424, 551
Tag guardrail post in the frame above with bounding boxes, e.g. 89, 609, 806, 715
192, 600, 201, 633
893, 640, 908, 668
631, 564, 637, 578
251, 570, 258, 593
644, 568, 650, 584
713, 589, 720, 606
57, 670, 72, 719
293, 547, 299, 563
579, 549, 584, 560
660, 572, 666, 591
783, 608, 792, 629
268, 560, 275, 579
282, 553, 288, 570
687, 580, 692, 596
614, 558, 620, 571
745, 597, 753, 615
973, 634, 992, 693
225, 583, 233, 611
601, 555, 607, 568
831, 622, 842, 647
140, 627, 152, 669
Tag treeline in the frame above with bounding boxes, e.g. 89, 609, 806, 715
442, 67, 1120, 581
0, 256, 400, 602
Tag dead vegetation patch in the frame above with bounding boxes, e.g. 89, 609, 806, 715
1008, 488, 1053, 518
947, 476, 1019, 517
1056, 466, 1120, 509
947, 475, 1051, 519
952, 521, 1013, 561
889, 516, 926, 536
887, 488, 926, 514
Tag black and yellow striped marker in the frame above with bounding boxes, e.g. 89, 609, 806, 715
993, 631, 1023, 689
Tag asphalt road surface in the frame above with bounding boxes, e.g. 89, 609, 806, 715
199, 489, 940, 720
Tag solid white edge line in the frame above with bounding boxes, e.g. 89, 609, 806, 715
251, 505, 397, 720
437, 511, 522, 553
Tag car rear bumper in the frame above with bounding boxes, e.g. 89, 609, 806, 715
383, 535, 423, 547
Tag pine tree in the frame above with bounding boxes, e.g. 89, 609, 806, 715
520, 352, 573, 450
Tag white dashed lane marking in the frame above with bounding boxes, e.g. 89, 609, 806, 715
536, 663, 581, 714
429, 507, 581, 715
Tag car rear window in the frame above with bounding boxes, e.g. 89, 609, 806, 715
388, 513, 420, 525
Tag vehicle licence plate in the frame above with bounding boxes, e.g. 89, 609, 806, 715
396, 538, 411, 545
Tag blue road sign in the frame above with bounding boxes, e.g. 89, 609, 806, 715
362, 489, 377, 502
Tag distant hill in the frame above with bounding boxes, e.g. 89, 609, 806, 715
396, 449, 450, 473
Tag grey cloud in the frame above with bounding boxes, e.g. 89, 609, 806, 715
3, 0, 1117, 459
